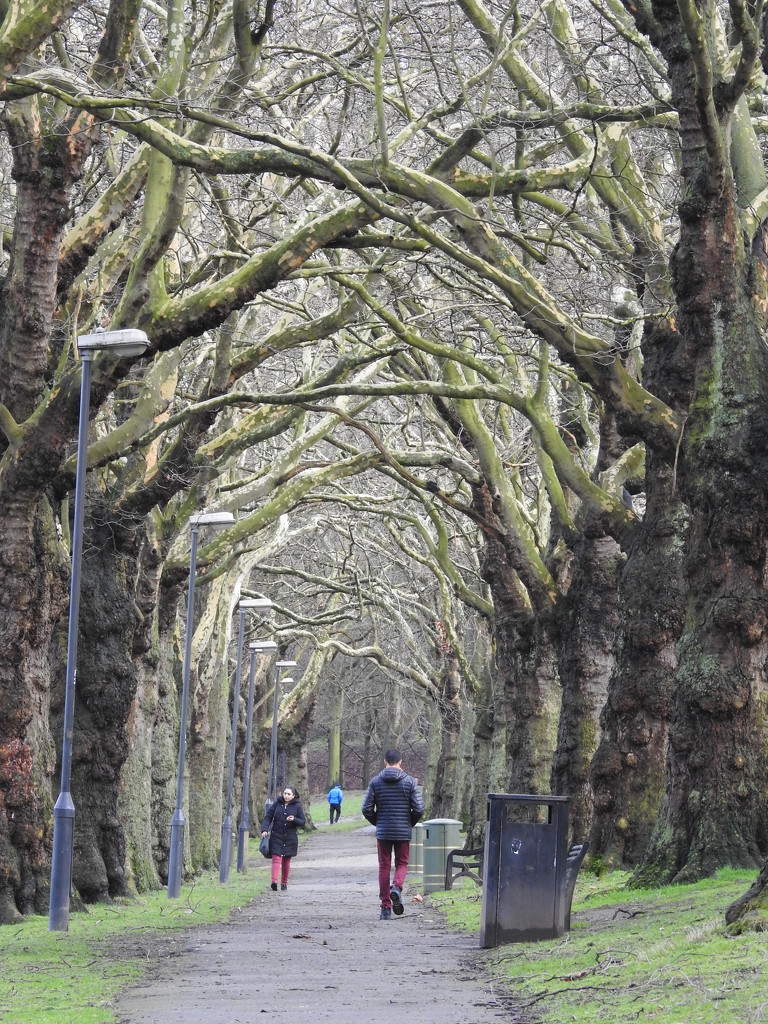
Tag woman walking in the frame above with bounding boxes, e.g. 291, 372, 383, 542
261, 786, 305, 890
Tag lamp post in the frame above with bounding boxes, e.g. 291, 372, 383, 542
167, 510, 235, 899
267, 661, 297, 808
220, 599, 273, 883
237, 639, 277, 872
49, 328, 149, 933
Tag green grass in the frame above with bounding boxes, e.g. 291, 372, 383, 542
429, 868, 768, 1023
0, 840, 272, 1024
309, 789, 366, 832
7, 808, 764, 1024
0, 800, 369, 1024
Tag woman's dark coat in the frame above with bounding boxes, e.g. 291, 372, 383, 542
261, 795, 306, 858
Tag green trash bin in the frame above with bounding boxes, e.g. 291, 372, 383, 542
422, 818, 463, 893
411, 822, 424, 874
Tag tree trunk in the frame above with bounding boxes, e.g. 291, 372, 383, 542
475, 485, 560, 798
248, 650, 283, 837
138, 569, 186, 887
553, 521, 622, 847
633, 10, 768, 879
250, 664, 274, 826
725, 858, 768, 933
67, 508, 147, 902
116, 522, 174, 891
361, 707, 375, 788
466, 659, 504, 847
638, 429, 768, 883
588, 457, 687, 870
0, 500, 67, 922
280, 696, 316, 829
427, 650, 463, 818
187, 576, 232, 874
0, 97, 95, 923
326, 686, 343, 790
384, 676, 406, 748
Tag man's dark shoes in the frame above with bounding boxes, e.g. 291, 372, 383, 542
390, 887, 404, 915
280, 883, 287, 890
379, 906, 392, 920
270, 882, 278, 891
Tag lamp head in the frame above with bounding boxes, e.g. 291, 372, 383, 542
280, 677, 294, 685
275, 660, 297, 668
77, 328, 149, 357
239, 598, 273, 611
190, 511, 235, 530
250, 640, 278, 651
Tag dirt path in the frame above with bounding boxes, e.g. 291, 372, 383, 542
115, 824, 523, 1024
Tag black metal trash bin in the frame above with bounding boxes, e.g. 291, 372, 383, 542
480, 793, 587, 948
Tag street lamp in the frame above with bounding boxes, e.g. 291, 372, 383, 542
237, 639, 277, 872
267, 661, 297, 808
220, 599, 273, 883
167, 510, 235, 899
49, 327, 149, 933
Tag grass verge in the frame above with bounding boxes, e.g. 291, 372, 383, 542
429, 867, 768, 1023
0, 800, 366, 1024
0, 841, 272, 1024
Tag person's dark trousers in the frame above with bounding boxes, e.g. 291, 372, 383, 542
376, 839, 409, 908
330, 804, 341, 823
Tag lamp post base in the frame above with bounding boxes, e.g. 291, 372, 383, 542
167, 815, 186, 898
48, 797, 75, 931
237, 821, 250, 872
219, 816, 233, 883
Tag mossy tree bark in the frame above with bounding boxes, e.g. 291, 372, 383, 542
119, 526, 171, 892
0, 503, 66, 923
627, 0, 768, 888
278, 697, 316, 831
588, 458, 687, 870
465, 661, 505, 848
326, 683, 343, 791
67, 510, 146, 902
476, 509, 560, 798
8, 0, 768, 928
553, 520, 622, 848
187, 574, 233, 874
726, 858, 768, 933
425, 643, 463, 819
0, 4, 139, 919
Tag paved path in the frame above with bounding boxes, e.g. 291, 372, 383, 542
116, 825, 520, 1024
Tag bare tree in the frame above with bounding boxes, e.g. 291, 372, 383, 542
3, 0, 768, 930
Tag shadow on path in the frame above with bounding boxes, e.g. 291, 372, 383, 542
116, 826, 524, 1024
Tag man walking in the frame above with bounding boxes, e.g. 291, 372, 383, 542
327, 782, 343, 824
362, 749, 424, 919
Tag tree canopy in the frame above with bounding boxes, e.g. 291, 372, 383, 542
1, 0, 768, 930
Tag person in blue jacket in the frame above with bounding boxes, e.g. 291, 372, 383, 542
261, 786, 305, 891
327, 783, 343, 824
362, 749, 424, 919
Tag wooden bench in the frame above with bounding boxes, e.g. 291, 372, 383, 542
445, 846, 484, 889
444, 839, 587, 900
563, 841, 589, 928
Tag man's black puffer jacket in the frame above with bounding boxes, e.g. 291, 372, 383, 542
362, 767, 424, 841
